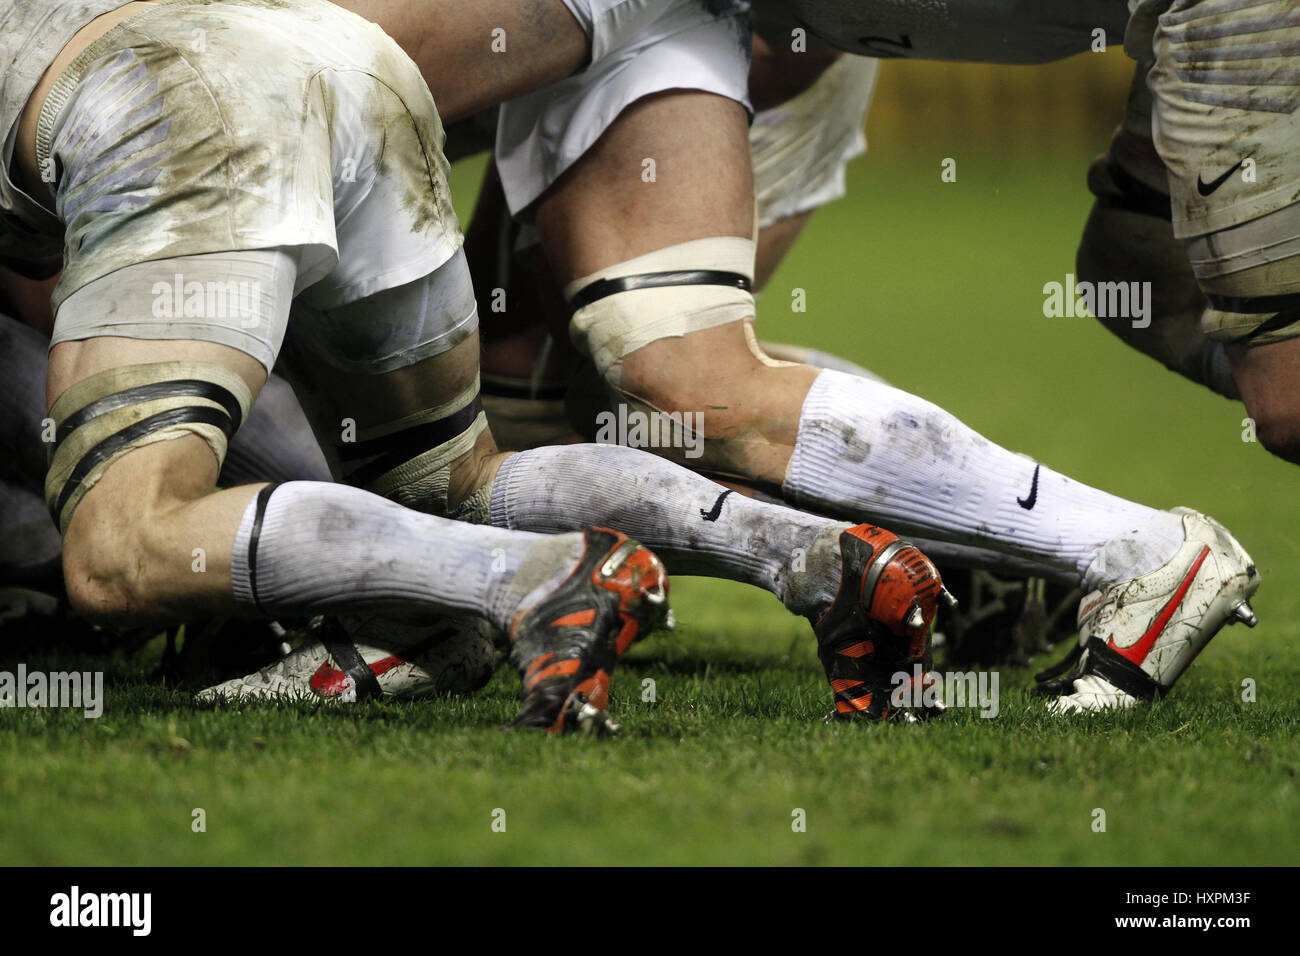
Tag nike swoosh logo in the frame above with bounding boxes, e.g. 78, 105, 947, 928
1107, 545, 1210, 665
700, 489, 733, 522
1197, 159, 1247, 197
1017, 465, 1040, 510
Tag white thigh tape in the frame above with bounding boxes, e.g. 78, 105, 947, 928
564, 237, 756, 380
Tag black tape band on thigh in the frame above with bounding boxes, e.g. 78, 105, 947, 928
1208, 290, 1300, 317
246, 482, 281, 617
341, 393, 484, 488
54, 405, 235, 522
568, 270, 752, 313
53, 379, 244, 453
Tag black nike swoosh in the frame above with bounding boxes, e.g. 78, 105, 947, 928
700, 489, 733, 522
1017, 465, 1041, 510
1197, 159, 1247, 197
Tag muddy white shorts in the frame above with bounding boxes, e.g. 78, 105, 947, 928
42, 0, 464, 366
1127, 0, 1300, 343
751, 54, 877, 228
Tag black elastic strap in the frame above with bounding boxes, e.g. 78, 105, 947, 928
246, 483, 281, 617
1208, 289, 1300, 316
1239, 306, 1300, 343
1034, 640, 1083, 684
568, 269, 752, 313
1083, 636, 1162, 702
341, 395, 484, 486
54, 379, 244, 453
54, 405, 234, 521
318, 618, 383, 701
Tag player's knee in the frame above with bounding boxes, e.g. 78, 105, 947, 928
561, 237, 769, 407
617, 325, 755, 414
561, 237, 826, 472
1246, 398, 1300, 463
61, 498, 143, 622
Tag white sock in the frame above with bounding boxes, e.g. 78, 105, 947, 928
229, 481, 584, 633
490, 444, 847, 618
783, 370, 1185, 585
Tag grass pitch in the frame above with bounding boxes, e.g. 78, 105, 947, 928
2, 146, 1298, 866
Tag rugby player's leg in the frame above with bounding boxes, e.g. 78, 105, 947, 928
536, 90, 1173, 581
534, 87, 1258, 709
280, 226, 943, 722
28, 2, 664, 688
1140, 0, 1300, 463
295, 236, 937, 648
47, 269, 653, 680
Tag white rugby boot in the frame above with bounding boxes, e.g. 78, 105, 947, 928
1035, 509, 1259, 713
196, 614, 500, 703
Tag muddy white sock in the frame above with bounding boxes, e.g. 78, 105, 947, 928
783, 370, 1184, 585
490, 444, 847, 618
229, 481, 584, 632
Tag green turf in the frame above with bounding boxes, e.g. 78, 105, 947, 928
2, 147, 1298, 866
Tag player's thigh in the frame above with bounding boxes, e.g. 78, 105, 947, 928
286, 253, 505, 514
533, 90, 755, 281
45, 249, 289, 574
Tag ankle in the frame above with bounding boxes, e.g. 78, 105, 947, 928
779, 525, 849, 620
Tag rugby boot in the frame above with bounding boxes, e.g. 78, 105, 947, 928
510, 527, 670, 734
815, 524, 950, 722
1036, 509, 1259, 712
196, 615, 498, 703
